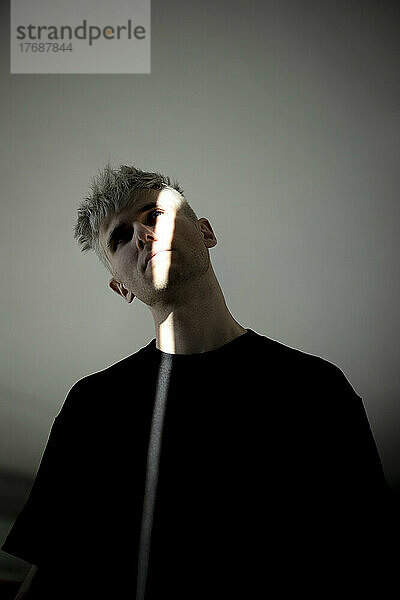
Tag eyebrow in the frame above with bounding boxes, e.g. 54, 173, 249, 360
106, 202, 157, 251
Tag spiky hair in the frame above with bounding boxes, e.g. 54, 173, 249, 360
74, 163, 197, 275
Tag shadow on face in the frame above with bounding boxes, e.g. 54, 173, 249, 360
101, 188, 217, 346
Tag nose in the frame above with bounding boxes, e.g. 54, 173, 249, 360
134, 221, 157, 250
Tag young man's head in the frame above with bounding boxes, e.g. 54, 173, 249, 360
74, 163, 217, 307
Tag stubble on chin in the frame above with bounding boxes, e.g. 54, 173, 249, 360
144, 250, 210, 307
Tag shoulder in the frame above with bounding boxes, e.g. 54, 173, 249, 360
247, 329, 359, 396
57, 338, 155, 419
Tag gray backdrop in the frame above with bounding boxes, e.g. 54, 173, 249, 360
0, 0, 399, 578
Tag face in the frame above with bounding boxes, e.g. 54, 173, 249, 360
99, 188, 217, 306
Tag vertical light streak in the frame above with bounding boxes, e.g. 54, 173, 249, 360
136, 350, 173, 600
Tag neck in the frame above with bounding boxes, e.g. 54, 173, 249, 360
149, 265, 247, 354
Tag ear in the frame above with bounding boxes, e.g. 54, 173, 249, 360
198, 218, 217, 248
108, 278, 135, 303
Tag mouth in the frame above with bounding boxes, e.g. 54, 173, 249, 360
145, 249, 172, 268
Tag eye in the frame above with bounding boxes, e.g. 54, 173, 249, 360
114, 227, 133, 248
147, 209, 164, 225
111, 209, 164, 251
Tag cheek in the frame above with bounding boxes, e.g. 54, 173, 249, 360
117, 247, 139, 277
155, 217, 176, 245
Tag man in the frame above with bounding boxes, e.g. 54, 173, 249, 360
3, 164, 396, 598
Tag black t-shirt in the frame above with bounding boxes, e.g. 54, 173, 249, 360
2, 329, 396, 597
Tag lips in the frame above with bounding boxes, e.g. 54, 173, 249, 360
145, 249, 172, 268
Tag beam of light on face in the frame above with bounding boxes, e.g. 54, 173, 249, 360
149, 189, 182, 292
149, 189, 185, 355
